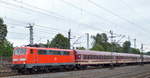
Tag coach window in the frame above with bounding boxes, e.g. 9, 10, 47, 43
93, 55, 95, 59
94, 56, 96, 59
93, 56, 95, 59
83, 55, 86, 59
95, 56, 98, 59
107, 56, 110, 59
94, 55, 96, 59
104, 55, 107, 59
98, 56, 101, 59
103, 55, 105, 59
38, 50, 47, 55
87, 55, 89, 59
91, 55, 93, 59
104, 55, 106, 59
101, 56, 103, 59
98, 56, 100, 59
106, 56, 109, 59
84, 55, 86, 59
86, 55, 88, 59
96, 55, 98, 59
92, 55, 94, 59
103, 55, 106, 59
89, 55, 91, 59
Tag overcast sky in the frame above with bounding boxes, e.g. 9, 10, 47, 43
0, 0, 150, 51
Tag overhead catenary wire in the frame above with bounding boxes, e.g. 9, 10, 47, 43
4, 16, 84, 36
1, 0, 149, 35
0, 0, 65, 20
7, 21, 79, 36
7, 22, 84, 43
2, 0, 149, 49
0, 3, 33, 18
119, 0, 150, 32
58, 0, 150, 47
14, 0, 145, 36
35, 24, 68, 33
87, 0, 149, 35
0, 0, 129, 44
4, 17, 68, 33
1, 0, 107, 32
59, 0, 119, 32
7, 23, 65, 35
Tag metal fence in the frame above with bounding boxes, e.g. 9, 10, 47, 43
0, 56, 11, 64
0, 56, 12, 75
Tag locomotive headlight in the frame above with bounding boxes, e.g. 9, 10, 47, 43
20, 58, 26, 61
13, 59, 18, 61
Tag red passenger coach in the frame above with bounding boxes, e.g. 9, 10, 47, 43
12, 47, 76, 71
75, 50, 150, 65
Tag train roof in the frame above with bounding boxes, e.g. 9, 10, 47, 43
75, 50, 142, 57
14, 47, 74, 52
14, 47, 150, 57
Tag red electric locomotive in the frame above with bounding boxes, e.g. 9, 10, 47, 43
12, 47, 76, 73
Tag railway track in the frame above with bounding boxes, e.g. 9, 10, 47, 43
1, 64, 150, 78
0, 65, 103, 77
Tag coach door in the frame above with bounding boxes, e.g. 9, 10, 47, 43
30, 49, 38, 64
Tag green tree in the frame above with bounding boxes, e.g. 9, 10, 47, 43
92, 33, 102, 46
49, 34, 70, 49
91, 33, 111, 51
92, 33, 108, 45
0, 40, 13, 57
0, 17, 13, 57
101, 33, 108, 43
0, 18, 7, 43
91, 33, 140, 54
130, 48, 140, 54
91, 44, 105, 51
145, 51, 150, 55
111, 42, 122, 52
102, 42, 112, 51
122, 41, 131, 53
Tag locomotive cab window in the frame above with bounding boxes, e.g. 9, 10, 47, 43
13, 48, 26, 55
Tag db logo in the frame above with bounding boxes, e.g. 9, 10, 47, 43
54, 57, 57, 61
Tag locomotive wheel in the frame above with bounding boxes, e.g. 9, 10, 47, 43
30, 68, 38, 74
76, 65, 87, 70
65, 65, 74, 70
17, 68, 31, 74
